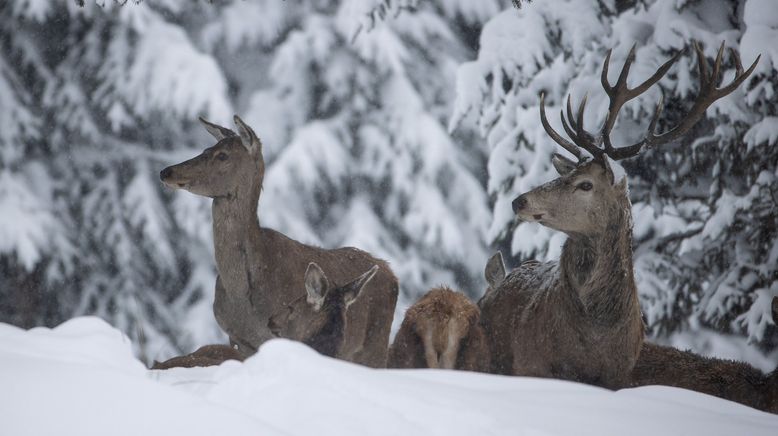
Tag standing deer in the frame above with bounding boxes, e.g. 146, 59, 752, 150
267, 263, 378, 359
480, 42, 758, 388
388, 286, 489, 372
151, 344, 243, 370
159, 116, 398, 367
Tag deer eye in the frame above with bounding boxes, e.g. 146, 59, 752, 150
215, 152, 228, 161
577, 181, 593, 191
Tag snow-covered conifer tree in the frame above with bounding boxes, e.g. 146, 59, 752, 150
0, 0, 498, 360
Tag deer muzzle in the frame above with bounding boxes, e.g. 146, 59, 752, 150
512, 195, 527, 214
159, 166, 189, 189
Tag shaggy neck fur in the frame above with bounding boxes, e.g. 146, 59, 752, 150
559, 192, 637, 325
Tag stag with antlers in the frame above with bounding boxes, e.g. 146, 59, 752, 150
479, 41, 758, 389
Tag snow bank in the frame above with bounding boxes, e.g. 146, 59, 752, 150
2, 317, 777, 436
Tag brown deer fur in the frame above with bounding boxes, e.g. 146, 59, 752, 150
630, 297, 778, 414
160, 116, 398, 367
151, 344, 243, 370
480, 157, 643, 389
389, 287, 489, 372
630, 342, 777, 414
267, 263, 378, 359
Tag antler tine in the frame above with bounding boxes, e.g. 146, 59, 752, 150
560, 107, 578, 143
718, 51, 760, 96
601, 48, 614, 94
614, 43, 637, 91
539, 92, 583, 160
710, 41, 726, 85
566, 94, 578, 131
693, 41, 710, 89
576, 93, 588, 134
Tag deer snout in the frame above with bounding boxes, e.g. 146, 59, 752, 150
160, 167, 173, 181
159, 166, 190, 189
512, 195, 528, 214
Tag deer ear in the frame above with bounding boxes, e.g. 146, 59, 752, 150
551, 153, 577, 176
199, 117, 236, 140
233, 115, 263, 156
600, 158, 616, 185
339, 265, 379, 306
484, 252, 506, 292
304, 262, 329, 311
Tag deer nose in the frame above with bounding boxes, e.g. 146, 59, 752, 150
159, 167, 173, 181
512, 195, 527, 214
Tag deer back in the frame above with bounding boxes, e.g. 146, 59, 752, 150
389, 287, 489, 371
630, 342, 771, 412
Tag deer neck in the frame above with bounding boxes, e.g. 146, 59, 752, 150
560, 199, 637, 323
211, 184, 262, 287
306, 306, 346, 358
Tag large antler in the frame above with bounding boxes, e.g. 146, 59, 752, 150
540, 41, 760, 162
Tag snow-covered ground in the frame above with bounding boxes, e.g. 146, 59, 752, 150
2, 317, 777, 436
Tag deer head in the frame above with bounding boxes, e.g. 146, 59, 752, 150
159, 116, 264, 198
512, 41, 759, 235
267, 263, 379, 343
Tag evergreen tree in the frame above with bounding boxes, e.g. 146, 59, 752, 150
0, 0, 496, 362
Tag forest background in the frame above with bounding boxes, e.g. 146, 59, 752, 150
1, 0, 776, 367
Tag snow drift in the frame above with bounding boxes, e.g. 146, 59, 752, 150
1, 317, 777, 436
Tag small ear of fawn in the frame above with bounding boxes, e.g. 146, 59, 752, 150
388, 287, 489, 372
267, 263, 379, 359
480, 41, 759, 389
151, 344, 243, 370
631, 296, 778, 414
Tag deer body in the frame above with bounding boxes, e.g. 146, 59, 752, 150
161, 117, 398, 367
388, 287, 489, 372
631, 342, 777, 414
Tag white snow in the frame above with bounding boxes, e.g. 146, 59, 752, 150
2, 317, 777, 436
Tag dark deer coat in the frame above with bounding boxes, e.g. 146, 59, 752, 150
630, 342, 777, 414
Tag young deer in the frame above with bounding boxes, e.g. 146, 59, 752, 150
267, 263, 378, 359
388, 286, 489, 372
480, 42, 758, 388
151, 344, 243, 370
160, 116, 398, 367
